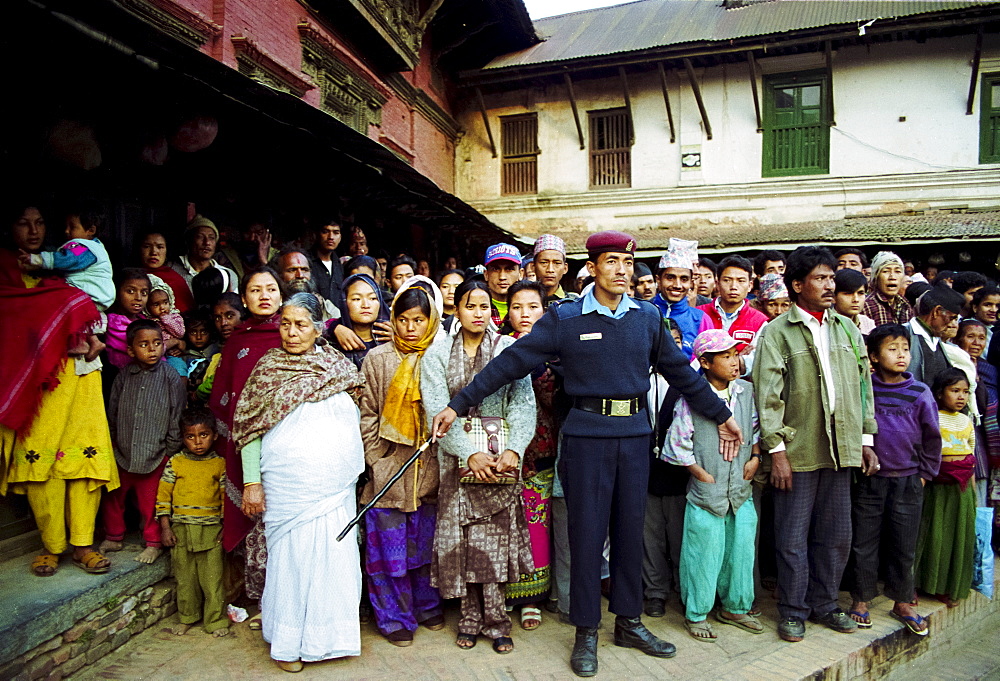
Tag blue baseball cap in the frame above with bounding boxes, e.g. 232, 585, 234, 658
484, 243, 522, 266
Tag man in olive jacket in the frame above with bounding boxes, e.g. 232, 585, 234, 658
752, 246, 879, 643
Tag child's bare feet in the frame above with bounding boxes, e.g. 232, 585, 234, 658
135, 546, 162, 564
68, 338, 89, 356
212, 627, 231, 638
85, 335, 106, 362
99, 539, 124, 553
170, 623, 192, 635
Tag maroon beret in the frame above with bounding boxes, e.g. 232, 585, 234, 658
585, 230, 637, 258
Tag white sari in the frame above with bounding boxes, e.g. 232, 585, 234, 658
260, 392, 365, 662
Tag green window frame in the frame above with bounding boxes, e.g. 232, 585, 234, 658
980, 72, 1000, 164
762, 71, 830, 178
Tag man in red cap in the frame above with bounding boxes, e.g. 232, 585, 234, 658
432, 230, 743, 677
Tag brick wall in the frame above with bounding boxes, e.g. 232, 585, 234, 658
165, 0, 457, 190
0, 581, 177, 681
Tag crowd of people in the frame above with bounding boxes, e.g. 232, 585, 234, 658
1, 198, 998, 676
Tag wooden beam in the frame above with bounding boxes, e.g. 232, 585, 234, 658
474, 87, 497, 158
967, 26, 983, 115
564, 73, 585, 150
657, 63, 676, 143
746, 51, 762, 133
825, 41, 836, 127
683, 58, 712, 140
619, 66, 635, 145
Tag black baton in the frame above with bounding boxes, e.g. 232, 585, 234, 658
336, 437, 434, 542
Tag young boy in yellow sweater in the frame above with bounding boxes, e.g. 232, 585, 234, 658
156, 407, 229, 637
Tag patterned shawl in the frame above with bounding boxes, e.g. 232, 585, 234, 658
233, 342, 363, 450
379, 277, 442, 446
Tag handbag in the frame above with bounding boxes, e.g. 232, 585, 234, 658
456, 335, 517, 484
457, 412, 518, 484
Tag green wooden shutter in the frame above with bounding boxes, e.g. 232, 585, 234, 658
980, 73, 1000, 164
763, 72, 830, 177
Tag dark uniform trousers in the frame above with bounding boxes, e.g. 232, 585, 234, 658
560, 433, 649, 628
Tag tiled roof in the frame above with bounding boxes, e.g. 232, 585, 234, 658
485, 0, 999, 70
555, 211, 1000, 255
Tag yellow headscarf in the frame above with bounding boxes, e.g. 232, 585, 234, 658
379, 276, 442, 446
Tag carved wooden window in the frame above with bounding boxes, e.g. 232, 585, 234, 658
762, 71, 830, 177
501, 114, 539, 195
589, 108, 631, 189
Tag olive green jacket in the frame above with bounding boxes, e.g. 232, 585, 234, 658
752, 306, 876, 471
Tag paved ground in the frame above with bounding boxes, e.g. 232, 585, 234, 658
882, 610, 1000, 681
73, 584, 982, 681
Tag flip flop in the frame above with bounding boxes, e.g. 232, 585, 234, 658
492, 636, 514, 654
715, 612, 764, 634
456, 633, 477, 649
520, 606, 542, 630
848, 610, 873, 629
248, 614, 263, 630
30, 553, 58, 577
890, 611, 929, 636
72, 550, 109, 574
684, 619, 717, 642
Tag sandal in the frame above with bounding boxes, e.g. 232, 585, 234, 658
72, 550, 110, 574
248, 614, 263, 631
684, 619, 717, 642
890, 610, 929, 636
31, 553, 59, 577
715, 612, 764, 634
848, 610, 873, 629
456, 633, 477, 649
421, 614, 446, 630
385, 629, 413, 647
492, 636, 514, 654
520, 606, 542, 630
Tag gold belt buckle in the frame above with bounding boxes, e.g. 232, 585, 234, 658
607, 399, 631, 417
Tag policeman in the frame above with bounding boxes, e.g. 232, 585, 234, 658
432, 230, 743, 677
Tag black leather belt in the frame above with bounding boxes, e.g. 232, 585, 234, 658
573, 396, 647, 417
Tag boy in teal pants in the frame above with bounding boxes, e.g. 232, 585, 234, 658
663, 329, 762, 642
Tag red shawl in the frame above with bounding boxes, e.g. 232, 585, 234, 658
145, 265, 195, 314
208, 314, 281, 551
0, 249, 100, 432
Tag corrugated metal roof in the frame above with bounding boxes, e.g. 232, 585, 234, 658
552, 211, 1000, 255
485, 0, 999, 70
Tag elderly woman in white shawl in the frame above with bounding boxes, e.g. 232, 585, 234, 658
235, 292, 365, 673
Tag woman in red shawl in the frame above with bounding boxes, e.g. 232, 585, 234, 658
0, 201, 117, 576
138, 230, 195, 314
208, 265, 282, 626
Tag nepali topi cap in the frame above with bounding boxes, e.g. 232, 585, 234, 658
657, 237, 699, 271
692, 329, 740, 358
484, 243, 522, 266
586, 230, 636, 258
757, 273, 789, 301
533, 234, 566, 257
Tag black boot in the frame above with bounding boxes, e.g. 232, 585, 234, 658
571, 626, 599, 677
613, 616, 676, 658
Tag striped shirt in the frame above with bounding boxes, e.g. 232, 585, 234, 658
108, 361, 186, 474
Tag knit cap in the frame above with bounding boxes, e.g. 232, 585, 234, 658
869, 251, 904, 283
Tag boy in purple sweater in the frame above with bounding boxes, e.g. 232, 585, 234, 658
849, 324, 941, 636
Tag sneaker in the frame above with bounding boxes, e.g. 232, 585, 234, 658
778, 616, 805, 642
809, 609, 858, 634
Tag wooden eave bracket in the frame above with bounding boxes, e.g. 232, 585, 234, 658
657, 63, 676, 143
564, 73, 585, 150
967, 27, 983, 115
683, 58, 712, 140
475, 87, 497, 158
619, 66, 635, 145
746, 51, 762, 133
